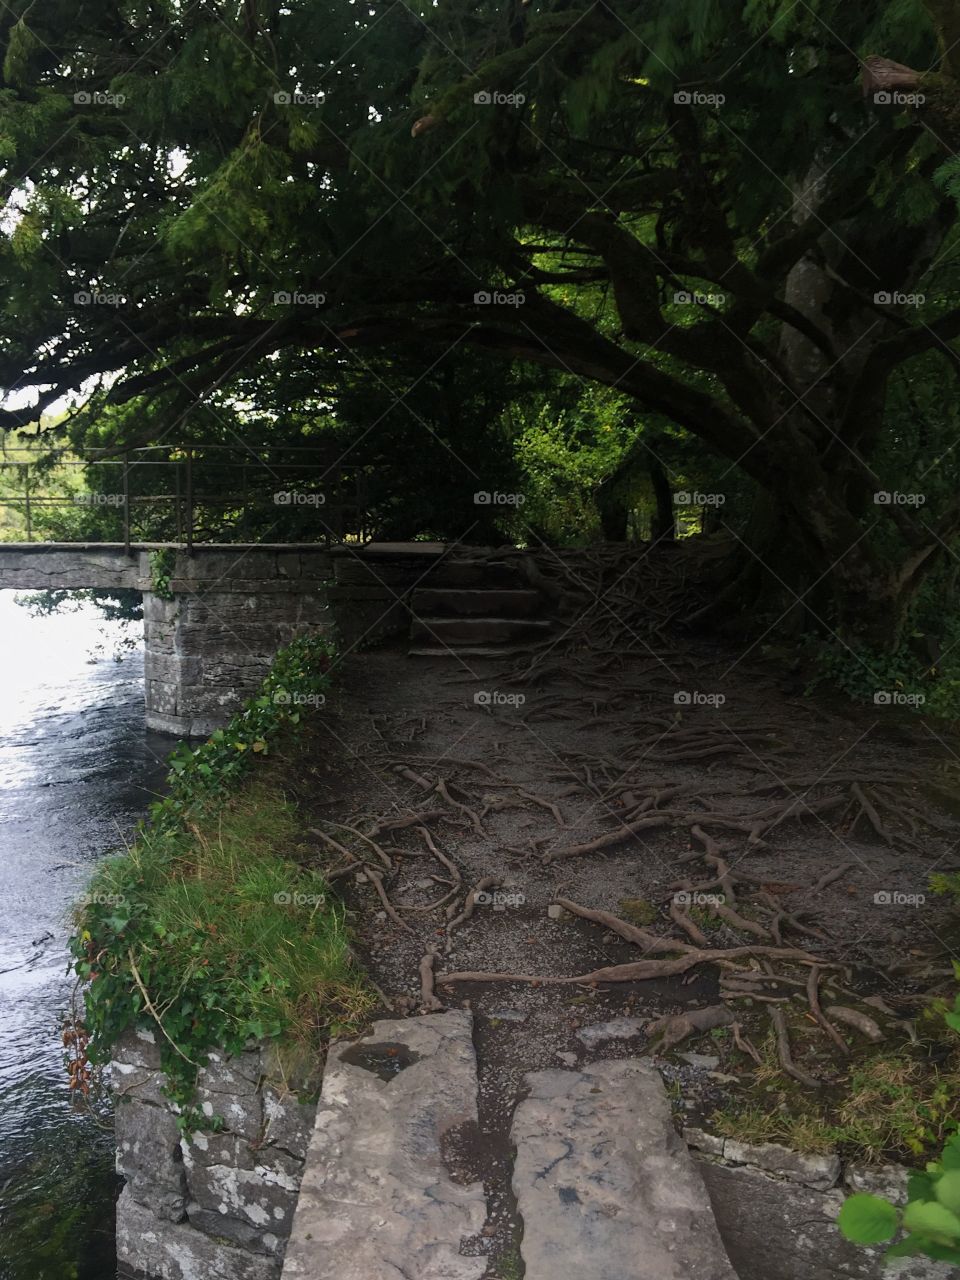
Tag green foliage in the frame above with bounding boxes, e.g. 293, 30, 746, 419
840, 1134, 960, 1264
807, 586, 960, 719
838, 990, 960, 1265
158, 634, 335, 814
149, 548, 175, 601
69, 633, 370, 1121
808, 637, 928, 705
0, 0, 959, 645
935, 156, 960, 208
838, 1194, 900, 1245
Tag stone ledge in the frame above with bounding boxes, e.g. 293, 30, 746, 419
683, 1126, 915, 1197
117, 1188, 280, 1280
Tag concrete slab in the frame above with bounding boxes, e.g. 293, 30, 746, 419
511, 1060, 738, 1280
281, 1011, 487, 1280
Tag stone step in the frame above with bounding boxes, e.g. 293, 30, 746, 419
410, 616, 551, 645
421, 562, 527, 589
281, 1011, 487, 1280
410, 588, 542, 617
510, 1060, 738, 1280
408, 644, 545, 659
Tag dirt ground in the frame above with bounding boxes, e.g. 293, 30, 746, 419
294, 627, 960, 1274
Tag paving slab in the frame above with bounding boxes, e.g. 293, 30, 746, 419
510, 1059, 738, 1280
281, 1010, 487, 1280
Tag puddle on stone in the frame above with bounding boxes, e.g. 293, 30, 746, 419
340, 1041, 420, 1081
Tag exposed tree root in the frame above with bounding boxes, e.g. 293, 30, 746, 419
418, 952, 445, 1012
366, 868, 416, 935
769, 1005, 820, 1089
645, 1004, 735, 1051
545, 815, 670, 862
825, 1005, 884, 1041
806, 965, 849, 1055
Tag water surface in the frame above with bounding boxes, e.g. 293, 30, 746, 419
0, 594, 170, 1280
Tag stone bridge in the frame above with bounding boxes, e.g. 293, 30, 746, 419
0, 543, 335, 736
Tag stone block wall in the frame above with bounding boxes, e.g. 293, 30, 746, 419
113, 1029, 320, 1280
142, 548, 334, 737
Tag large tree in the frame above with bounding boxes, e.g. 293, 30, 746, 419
2, 0, 960, 642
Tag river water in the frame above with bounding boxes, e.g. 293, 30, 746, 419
0, 594, 171, 1280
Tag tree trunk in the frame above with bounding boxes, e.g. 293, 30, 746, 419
596, 475, 628, 541
648, 456, 675, 543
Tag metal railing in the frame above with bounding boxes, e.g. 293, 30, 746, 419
0, 444, 371, 553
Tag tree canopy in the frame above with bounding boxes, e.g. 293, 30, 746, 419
3, 0, 960, 640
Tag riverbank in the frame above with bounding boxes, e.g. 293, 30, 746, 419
56, 607, 960, 1278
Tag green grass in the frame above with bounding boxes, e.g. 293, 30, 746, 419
73, 778, 373, 1115
713, 1041, 960, 1163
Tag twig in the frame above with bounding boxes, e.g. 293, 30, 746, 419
127, 948, 197, 1065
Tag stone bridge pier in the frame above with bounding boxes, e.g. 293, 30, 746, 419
0, 544, 335, 737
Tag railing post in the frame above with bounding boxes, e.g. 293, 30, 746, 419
24, 467, 31, 542
175, 457, 182, 543
185, 448, 194, 553
122, 451, 131, 555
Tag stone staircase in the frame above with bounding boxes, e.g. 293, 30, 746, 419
328, 543, 553, 657
281, 1011, 738, 1280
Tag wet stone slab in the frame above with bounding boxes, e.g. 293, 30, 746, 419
510, 1059, 738, 1280
281, 1010, 487, 1280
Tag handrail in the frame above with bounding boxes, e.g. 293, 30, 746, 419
0, 445, 371, 551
